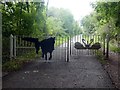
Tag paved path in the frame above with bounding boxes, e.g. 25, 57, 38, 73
3, 54, 114, 88
2, 36, 115, 88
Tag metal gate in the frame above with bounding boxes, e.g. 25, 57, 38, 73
9, 35, 69, 62
70, 34, 103, 56
4, 34, 120, 63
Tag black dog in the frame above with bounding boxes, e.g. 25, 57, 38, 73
22, 37, 55, 60
40, 37, 55, 60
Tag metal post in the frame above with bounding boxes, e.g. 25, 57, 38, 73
103, 36, 106, 56
106, 34, 109, 59
70, 35, 71, 55
10, 34, 13, 60
65, 37, 67, 61
0, 12, 2, 83
66, 37, 70, 62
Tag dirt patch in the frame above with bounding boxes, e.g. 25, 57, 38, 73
103, 53, 120, 89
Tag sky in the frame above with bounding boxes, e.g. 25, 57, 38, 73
46, 0, 97, 21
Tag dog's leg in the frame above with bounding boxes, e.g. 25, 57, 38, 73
45, 53, 47, 60
42, 52, 44, 58
49, 51, 52, 60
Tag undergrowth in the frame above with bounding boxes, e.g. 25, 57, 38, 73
96, 50, 107, 65
2, 50, 41, 72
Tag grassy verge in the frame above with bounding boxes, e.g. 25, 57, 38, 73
3, 50, 41, 72
96, 50, 107, 65
109, 43, 120, 53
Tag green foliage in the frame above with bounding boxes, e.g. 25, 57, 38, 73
93, 2, 120, 36
3, 60, 22, 72
81, 2, 120, 53
1, 1, 46, 37
1, 2, 82, 38
3, 50, 40, 72
73, 21, 82, 35
96, 51, 107, 64
46, 16, 64, 36
81, 2, 120, 37
81, 12, 99, 34
109, 40, 120, 53
47, 7, 82, 36
91, 2, 120, 53
93, 2, 120, 24
110, 46, 120, 53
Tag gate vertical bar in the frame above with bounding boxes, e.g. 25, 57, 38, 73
81, 34, 83, 55
59, 36, 61, 60
65, 36, 67, 61
75, 34, 77, 55
66, 37, 70, 62
0, 13, 2, 82
87, 34, 90, 55
70, 35, 71, 55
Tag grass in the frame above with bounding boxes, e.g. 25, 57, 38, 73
2, 50, 42, 72
96, 50, 107, 65
109, 43, 120, 53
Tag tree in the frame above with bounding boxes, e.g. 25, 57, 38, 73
47, 7, 77, 36
81, 12, 99, 34
92, 2, 120, 36
46, 17, 65, 36
1, 1, 46, 37
73, 21, 82, 35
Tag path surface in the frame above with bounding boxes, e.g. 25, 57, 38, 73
2, 36, 115, 88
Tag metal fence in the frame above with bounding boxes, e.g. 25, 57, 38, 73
9, 34, 70, 62
2, 34, 119, 63
9, 35, 35, 60
69, 34, 120, 60
70, 34, 103, 56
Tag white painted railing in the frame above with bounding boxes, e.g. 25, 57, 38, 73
10, 34, 35, 59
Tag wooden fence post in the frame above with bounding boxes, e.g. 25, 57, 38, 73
10, 34, 13, 60
14, 36, 16, 59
